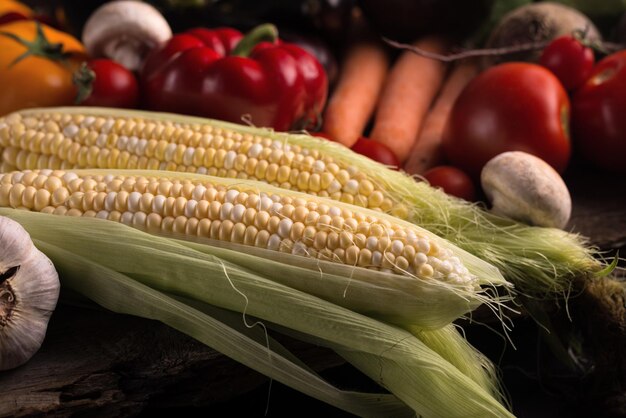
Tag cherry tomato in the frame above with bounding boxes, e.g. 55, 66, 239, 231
315, 133, 400, 168
74, 59, 139, 109
540, 35, 595, 91
422, 166, 476, 201
571, 50, 626, 173
351, 137, 400, 168
443, 62, 571, 178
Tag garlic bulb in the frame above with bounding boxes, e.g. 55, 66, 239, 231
0, 216, 60, 370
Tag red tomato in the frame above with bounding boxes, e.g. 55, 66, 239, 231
74, 59, 139, 109
539, 35, 595, 91
571, 50, 626, 173
315, 133, 400, 168
351, 137, 400, 168
443, 62, 571, 178
422, 166, 476, 201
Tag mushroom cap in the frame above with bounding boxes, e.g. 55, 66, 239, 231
82, 0, 172, 71
481, 151, 572, 229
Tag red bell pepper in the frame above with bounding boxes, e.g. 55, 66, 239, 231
140, 24, 328, 131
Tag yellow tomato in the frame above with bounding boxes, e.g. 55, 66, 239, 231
0, 20, 86, 115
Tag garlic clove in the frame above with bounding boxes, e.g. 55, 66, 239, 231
0, 216, 60, 371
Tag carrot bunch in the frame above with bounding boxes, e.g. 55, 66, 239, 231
322, 37, 479, 174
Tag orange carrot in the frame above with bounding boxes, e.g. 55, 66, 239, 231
370, 36, 449, 163
404, 59, 480, 175
321, 42, 389, 148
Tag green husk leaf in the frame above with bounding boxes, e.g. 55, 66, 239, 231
271, 324, 513, 418
407, 324, 507, 405
33, 240, 411, 418
2, 209, 513, 418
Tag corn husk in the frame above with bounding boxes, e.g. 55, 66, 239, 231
1, 209, 513, 417
34, 241, 412, 418
0, 169, 512, 330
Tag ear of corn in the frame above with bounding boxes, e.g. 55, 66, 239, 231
2, 208, 512, 418
0, 107, 603, 300
0, 107, 408, 216
0, 168, 511, 329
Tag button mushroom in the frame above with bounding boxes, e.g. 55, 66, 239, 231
0, 216, 60, 370
82, 0, 172, 72
480, 151, 572, 229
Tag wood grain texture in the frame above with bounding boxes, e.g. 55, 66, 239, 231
0, 306, 344, 417
565, 164, 626, 252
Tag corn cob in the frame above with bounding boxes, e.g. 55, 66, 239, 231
0, 108, 408, 218
1, 167, 513, 330
0, 107, 604, 298
0, 168, 479, 286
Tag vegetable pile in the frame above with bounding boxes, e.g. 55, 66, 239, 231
0, 0, 625, 416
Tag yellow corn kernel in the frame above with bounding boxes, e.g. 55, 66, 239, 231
0, 169, 470, 284
0, 109, 418, 219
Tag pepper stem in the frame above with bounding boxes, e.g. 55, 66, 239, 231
231, 23, 279, 57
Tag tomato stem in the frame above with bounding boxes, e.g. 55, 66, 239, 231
72, 62, 96, 104
0, 22, 71, 67
231, 23, 278, 58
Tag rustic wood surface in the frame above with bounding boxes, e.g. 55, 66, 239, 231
0, 164, 624, 418
0, 306, 347, 417
565, 165, 626, 253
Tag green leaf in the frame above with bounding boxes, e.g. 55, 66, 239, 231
36, 240, 411, 418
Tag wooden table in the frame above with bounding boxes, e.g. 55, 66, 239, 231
1, 164, 625, 418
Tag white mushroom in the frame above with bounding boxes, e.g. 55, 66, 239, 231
82, 1, 172, 72
481, 151, 572, 229
0, 216, 60, 370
